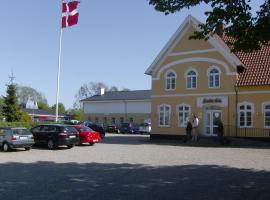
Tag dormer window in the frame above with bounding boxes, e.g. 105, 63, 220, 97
165, 71, 176, 90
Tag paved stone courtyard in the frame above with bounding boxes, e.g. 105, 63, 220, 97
0, 134, 270, 200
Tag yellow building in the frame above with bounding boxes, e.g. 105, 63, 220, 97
145, 15, 270, 139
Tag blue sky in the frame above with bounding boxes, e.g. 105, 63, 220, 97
0, 0, 263, 109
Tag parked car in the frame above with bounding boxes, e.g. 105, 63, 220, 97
0, 127, 34, 152
72, 125, 101, 145
139, 123, 151, 134
83, 122, 106, 138
106, 124, 121, 133
119, 123, 139, 134
30, 124, 79, 150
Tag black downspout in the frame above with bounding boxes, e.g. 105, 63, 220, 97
234, 85, 239, 137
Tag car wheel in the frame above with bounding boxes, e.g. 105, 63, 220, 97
67, 144, 74, 149
2, 143, 11, 152
89, 142, 94, 146
47, 140, 56, 150
25, 147, 31, 151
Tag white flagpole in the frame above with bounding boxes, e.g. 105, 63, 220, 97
56, 1, 64, 122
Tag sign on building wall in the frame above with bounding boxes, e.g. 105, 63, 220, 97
197, 96, 228, 108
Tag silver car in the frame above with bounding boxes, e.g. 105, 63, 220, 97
139, 123, 151, 134
0, 127, 35, 152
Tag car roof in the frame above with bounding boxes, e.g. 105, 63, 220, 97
37, 124, 70, 127
0, 127, 27, 130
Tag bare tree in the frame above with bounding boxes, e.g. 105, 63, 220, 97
73, 82, 109, 109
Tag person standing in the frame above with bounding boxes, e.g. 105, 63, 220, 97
192, 115, 199, 142
185, 120, 192, 142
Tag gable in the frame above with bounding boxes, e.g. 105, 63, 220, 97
145, 15, 243, 77
171, 26, 214, 52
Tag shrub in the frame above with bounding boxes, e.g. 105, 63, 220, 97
0, 121, 62, 129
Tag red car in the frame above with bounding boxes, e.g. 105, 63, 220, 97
73, 125, 101, 145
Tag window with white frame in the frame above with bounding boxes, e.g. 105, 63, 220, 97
208, 67, 220, 88
158, 104, 171, 127
263, 103, 270, 127
177, 104, 191, 127
186, 70, 197, 89
165, 71, 176, 90
238, 103, 254, 127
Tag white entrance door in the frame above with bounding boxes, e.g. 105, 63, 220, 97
205, 110, 222, 136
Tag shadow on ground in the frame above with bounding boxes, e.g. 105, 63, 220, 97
102, 134, 270, 149
0, 162, 270, 200
101, 134, 150, 145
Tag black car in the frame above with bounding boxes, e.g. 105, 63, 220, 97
30, 124, 79, 149
106, 124, 120, 133
84, 122, 105, 138
119, 123, 140, 134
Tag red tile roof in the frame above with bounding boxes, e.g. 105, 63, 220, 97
222, 35, 270, 86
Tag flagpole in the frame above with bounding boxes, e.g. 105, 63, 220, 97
56, 1, 64, 122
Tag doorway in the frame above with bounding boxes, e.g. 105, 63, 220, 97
205, 110, 222, 136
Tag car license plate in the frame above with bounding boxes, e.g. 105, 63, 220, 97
93, 139, 98, 142
69, 135, 76, 138
20, 136, 28, 140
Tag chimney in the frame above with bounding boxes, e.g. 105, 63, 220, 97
100, 88, 105, 96
215, 22, 225, 38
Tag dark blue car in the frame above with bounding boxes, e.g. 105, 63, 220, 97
119, 123, 139, 134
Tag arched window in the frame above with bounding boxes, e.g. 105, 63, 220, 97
238, 102, 254, 127
165, 71, 176, 90
177, 104, 191, 127
158, 104, 171, 127
208, 67, 220, 88
263, 102, 270, 128
185, 69, 197, 89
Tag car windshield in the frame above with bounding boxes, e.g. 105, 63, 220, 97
12, 128, 32, 135
80, 126, 93, 132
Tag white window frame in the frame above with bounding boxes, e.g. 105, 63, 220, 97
158, 104, 171, 127
164, 70, 177, 91
262, 102, 270, 128
207, 66, 221, 88
238, 102, 254, 128
185, 68, 198, 89
177, 104, 191, 127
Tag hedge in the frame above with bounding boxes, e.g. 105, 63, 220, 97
0, 122, 61, 129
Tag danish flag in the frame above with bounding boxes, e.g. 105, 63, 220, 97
62, 1, 79, 28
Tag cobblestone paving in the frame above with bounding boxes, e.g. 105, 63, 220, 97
0, 134, 270, 200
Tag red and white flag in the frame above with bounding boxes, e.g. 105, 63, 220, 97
62, 1, 79, 28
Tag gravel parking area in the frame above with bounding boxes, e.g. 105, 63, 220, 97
1, 134, 270, 200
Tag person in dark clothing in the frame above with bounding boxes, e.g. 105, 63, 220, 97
185, 121, 193, 142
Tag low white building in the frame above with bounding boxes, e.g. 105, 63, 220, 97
81, 90, 151, 125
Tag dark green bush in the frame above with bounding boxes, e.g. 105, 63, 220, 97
0, 121, 61, 129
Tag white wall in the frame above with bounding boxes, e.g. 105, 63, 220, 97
83, 101, 151, 114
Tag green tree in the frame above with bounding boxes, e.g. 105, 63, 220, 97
19, 110, 32, 122
110, 86, 119, 92
122, 88, 131, 91
37, 101, 50, 110
67, 109, 84, 121
51, 103, 66, 114
0, 97, 4, 121
2, 83, 22, 122
148, 0, 270, 52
